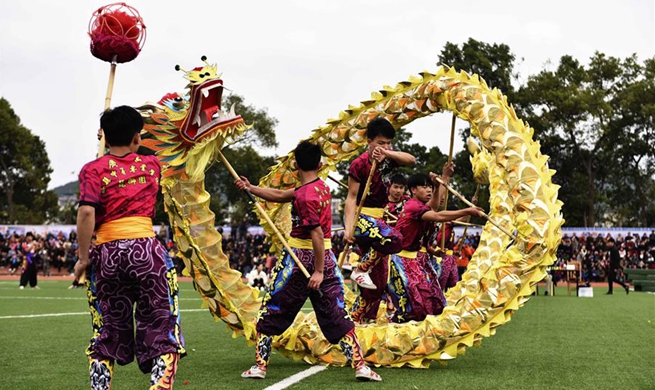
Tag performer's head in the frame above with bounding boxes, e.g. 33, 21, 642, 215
100, 105, 144, 151
389, 173, 407, 201
407, 173, 434, 203
294, 141, 322, 172
366, 117, 395, 152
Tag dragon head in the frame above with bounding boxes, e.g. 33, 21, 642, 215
139, 56, 250, 180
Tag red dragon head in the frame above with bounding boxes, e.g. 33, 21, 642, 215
139, 56, 249, 179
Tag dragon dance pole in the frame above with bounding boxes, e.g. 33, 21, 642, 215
337, 160, 378, 268
439, 114, 457, 249
432, 176, 519, 242
97, 56, 118, 157
216, 150, 311, 279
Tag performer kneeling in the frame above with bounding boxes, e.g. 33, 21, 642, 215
74, 106, 185, 390
387, 171, 484, 323
235, 141, 381, 382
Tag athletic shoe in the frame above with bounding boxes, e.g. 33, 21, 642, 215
351, 269, 376, 290
355, 366, 382, 382
19, 286, 24, 290
241, 365, 266, 379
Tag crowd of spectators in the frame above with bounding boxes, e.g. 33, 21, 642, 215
0, 231, 79, 277
555, 231, 655, 284
3, 227, 654, 288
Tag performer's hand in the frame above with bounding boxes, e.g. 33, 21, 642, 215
344, 229, 355, 244
467, 206, 485, 218
73, 258, 90, 280
371, 146, 387, 163
308, 270, 324, 291
442, 161, 455, 178
234, 176, 251, 191
471, 194, 479, 205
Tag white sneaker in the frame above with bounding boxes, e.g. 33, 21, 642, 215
19, 286, 24, 290
355, 366, 382, 382
351, 269, 377, 290
241, 365, 266, 379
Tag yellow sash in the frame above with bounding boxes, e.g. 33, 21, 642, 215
95, 216, 155, 245
397, 250, 418, 259
288, 237, 332, 250
360, 207, 384, 218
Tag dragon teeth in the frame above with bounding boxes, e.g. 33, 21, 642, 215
229, 103, 236, 118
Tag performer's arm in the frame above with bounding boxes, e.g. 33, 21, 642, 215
307, 226, 325, 291
421, 207, 484, 223
234, 176, 294, 203
429, 162, 455, 211
380, 149, 416, 166
73, 205, 95, 279
343, 176, 360, 243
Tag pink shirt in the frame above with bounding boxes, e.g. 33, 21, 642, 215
348, 151, 397, 208
79, 153, 160, 230
395, 198, 431, 251
290, 178, 332, 239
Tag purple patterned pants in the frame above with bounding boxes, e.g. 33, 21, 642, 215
257, 248, 354, 344
86, 237, 185, 373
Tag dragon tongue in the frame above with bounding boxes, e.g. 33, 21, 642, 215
204, 106, 218, 122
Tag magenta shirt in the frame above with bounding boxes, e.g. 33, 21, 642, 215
79, 153, 160, 230
348, 151, 397, 208
290, 178, 332, 239
395, 198, 431, 251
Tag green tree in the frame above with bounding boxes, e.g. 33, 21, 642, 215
517, 53, 655, 226
0, 98, 59, 223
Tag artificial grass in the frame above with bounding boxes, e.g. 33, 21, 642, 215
0, 281, 653, 390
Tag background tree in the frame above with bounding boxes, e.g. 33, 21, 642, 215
517, 53, 655, 226
0, 98, 59, 224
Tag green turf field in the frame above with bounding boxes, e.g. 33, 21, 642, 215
0, 280, 653, 390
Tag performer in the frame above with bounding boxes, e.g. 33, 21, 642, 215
387, 171, 484, 322
236, 141, 381, 382
385, 173, 410, 226
345, 118, 414, 323
606, 238, 629, 295
18, 233, 38, 289
74, 106, 185, 390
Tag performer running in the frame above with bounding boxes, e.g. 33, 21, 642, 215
387, 171, 484, 322
236, 141, 381, 382
74, 106, 185, 390
345, 118, 414, 322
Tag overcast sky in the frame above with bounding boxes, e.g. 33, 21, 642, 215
1, 0, 653, 189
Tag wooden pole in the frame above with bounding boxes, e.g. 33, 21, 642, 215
337, 160, 378, 268
432, 176, 519, 242
454, 184, 481, 248
440, 113, 457, 249
216, 150, 311, 278
97, 56, 118, 158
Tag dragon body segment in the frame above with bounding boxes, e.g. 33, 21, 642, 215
142, 62, 563, 368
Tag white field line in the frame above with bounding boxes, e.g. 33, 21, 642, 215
0, 308, 207, 320
263, 365, 327, 390
0, 296, 202, 301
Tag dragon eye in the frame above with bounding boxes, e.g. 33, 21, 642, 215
174, 97, 183, 102
199, 74, 205, 78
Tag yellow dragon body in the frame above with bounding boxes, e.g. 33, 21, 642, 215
141, 60, 563, 368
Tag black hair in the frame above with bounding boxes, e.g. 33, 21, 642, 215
100, 105, 144, 147
390, 173, 407, 186
407, 173, 432, 190
294, 141, 321, 171
366, 117, 395, 140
